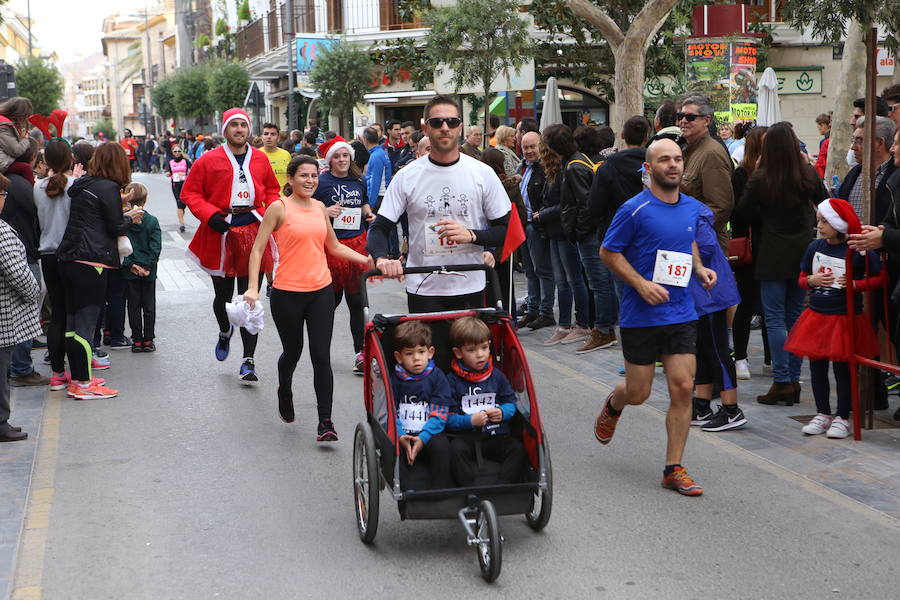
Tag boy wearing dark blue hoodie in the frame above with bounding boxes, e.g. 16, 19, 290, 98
390, 320, 453, 489
446, 317, 526, 486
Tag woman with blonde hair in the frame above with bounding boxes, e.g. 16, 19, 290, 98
494, 125, 519, 176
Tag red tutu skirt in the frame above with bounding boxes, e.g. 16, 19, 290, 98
785, 308, 880, 362
223, 221, 274, 278
327, 232, 368, 294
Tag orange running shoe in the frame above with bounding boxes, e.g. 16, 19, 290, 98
661, 466, 704, 496
72, 381, 118, 400
594, 392, 620, 445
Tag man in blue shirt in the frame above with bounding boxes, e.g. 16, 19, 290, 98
594, 138, 716, 497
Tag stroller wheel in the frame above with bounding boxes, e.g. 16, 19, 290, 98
475, 500, 502, 582
353, 422, 380, 544
526, 442, 553, 531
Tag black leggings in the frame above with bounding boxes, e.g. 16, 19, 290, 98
211, 274, 263, 358
810, 360, 851, 419
733, 265, 771, 363
334, 288, 364, 354
60, 262, 108, 382
127, 278, 157, 341
270, 286, 335, 421
41, 255, 67, 374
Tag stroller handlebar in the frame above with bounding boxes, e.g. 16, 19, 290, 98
360, 264, 503, 313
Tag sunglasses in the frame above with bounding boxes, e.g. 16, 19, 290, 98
889, 104, 898, 113
676, 112, 705, 122
426, 117, 462, 129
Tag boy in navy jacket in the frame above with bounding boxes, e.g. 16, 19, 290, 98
446, 317, 526, 486
390, 320, 453, 489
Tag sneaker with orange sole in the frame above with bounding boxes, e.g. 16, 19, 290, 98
66, 377, 108, 397
72, 381, 118, 400
594, 392, 620, 445
661, 466, 704, 496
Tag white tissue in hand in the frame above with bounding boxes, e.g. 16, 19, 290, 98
225, 294, 265, 335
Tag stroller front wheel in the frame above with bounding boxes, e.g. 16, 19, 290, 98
353, 422, 380, 544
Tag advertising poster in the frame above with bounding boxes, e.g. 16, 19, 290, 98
686, 38, 758, 124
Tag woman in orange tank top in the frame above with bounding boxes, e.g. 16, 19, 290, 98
245, 156, 372, 440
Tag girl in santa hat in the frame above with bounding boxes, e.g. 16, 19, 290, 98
785, 198, 884, 439
312, 136, 374, 375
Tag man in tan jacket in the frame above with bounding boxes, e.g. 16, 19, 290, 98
677, 94, 734, 253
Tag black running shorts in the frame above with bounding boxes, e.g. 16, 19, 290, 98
620, 321, 697, 365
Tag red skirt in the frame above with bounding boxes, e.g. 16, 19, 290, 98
223, 221, 274, 278
785, 308, 880, 362
327, 232, 367, 294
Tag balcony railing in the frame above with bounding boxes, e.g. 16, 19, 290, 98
238, 0, 424, 60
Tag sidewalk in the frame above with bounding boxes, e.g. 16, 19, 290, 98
515, 322, 900, 520
0, 383, 45, 599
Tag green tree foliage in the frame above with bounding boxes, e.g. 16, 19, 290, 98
93, 118, 117, 141
370, 38, 433, 91
152, 77, 177, 120
309, 41, 373, 135
171, 64, 212, 118
16, 57, 63, 115
781, 0, 897, 52
207, 61, 250, 114
424, 0, 532, 135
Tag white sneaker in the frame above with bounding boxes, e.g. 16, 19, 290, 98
735, 359, 751, 380
802, 413, 833, 435
826, 416, 850, 439
543, 327, 571, 346
800, 413, 834, 435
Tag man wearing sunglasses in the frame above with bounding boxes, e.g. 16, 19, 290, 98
368, 95, 511, 315
883, 84, 900, 128
677, 94, 734, 254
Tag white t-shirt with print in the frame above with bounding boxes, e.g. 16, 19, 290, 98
379, 153, 511, 296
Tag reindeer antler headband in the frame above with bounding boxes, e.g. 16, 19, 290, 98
28, 109, 69, 146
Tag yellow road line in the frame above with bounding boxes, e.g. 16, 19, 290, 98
11, 390, 63, 600
527, 350, 900, 529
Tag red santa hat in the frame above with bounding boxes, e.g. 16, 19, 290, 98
318, 136, 354, 165
817, 198, 861, 235
222, 107, 251, 134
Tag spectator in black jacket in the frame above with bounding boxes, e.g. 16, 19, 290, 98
517, 131, 555, 329
837, 116, 897, 224
1, 138, 47, 387
57, 143, 144, 399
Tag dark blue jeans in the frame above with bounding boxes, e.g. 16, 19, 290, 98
550, 239, 589, 329
577, 238, 618, 333
760, 279, 804, 383
10, 263, 41, 377
521, 225, 554, 317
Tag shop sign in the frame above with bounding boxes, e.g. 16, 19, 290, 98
773, 69, 822, 95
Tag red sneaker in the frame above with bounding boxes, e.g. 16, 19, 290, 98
661, 466, 704, 496
594, 392, 620, 445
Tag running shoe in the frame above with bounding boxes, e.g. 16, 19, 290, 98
278, 388, 295, 423
110, 336, 132, 350
179, 224, 186, 233
239, 358, 258, 384
50, 372, 70, 391
94, 349, 109, 360
735, 359, 751, 380
661, 466, 704, 496
353, 352, 364, 375
131, 341, 144, 353
594, 392, 620, 445
826, 416, 850, 439
802, 414, 833, 435
701, 405, 747, 432
215, 326, 234, 361
690, 399, 714, 426
72, 381, 119, 400
67, 377, 108, 397
143, 341, 156, 353
102, 330, 112, 346
885, 374, 900, 393
316, 419, 338, 442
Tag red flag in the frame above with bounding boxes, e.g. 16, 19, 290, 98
500, 206, 526, 263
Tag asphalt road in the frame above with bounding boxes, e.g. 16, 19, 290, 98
22, 174, 900, 598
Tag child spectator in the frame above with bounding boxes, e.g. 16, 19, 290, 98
390, 320, 453, 489
122, 182, 161, 353
786, 199, 883, 438
446, 317, 526, 486
0, 97, 35, 173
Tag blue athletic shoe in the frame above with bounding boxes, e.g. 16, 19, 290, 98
215, 326, 234, 362
239, 357, 258, 384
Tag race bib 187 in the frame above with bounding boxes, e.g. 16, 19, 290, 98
652, 249, 693, 288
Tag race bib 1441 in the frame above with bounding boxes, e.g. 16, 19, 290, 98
398, 402, 429, 434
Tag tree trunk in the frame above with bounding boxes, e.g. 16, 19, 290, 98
825, 20, 867, 182
611, 42, 647, 139
894, 52, 900, 84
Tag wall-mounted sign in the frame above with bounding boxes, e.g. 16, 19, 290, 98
296, 37, 337, 76
772, 68, 822, 95
877, 48, 896, 77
